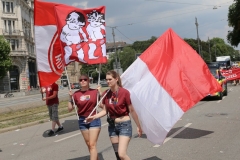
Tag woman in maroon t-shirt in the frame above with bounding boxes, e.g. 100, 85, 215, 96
68, 74, 101, 160
86, 70, 142, 160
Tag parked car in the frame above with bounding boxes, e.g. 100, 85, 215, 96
207, 62, 228, 100
100, 80, 108, 87
72, 83, 80, 89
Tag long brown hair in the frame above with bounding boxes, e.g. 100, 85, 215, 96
106, 70, 122, 87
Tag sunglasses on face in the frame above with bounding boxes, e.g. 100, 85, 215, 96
79, 79, 88, 82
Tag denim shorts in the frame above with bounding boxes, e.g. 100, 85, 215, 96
108, 120, 132, 138
78, 116, 101, 131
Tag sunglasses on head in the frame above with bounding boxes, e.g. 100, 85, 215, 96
79, 79, 88, 82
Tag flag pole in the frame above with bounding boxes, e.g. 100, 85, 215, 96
64, 66, 79, 120
87, 89, 110, 118
87, 64, 104, 118
96, 64, 102, 113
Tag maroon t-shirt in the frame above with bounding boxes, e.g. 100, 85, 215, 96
102, 87, 131, 119
73, 89, 98, 117
45, 83, 59, 105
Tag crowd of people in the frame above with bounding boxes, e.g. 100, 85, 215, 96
40, 70, 142, 160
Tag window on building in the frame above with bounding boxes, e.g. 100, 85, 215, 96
11, 39, 15, 50
3, 1, 13, 13
6, 2, 10, 12
3, 20, 7, 32
2, 1, 5, 12
10, 1, 13, 12
12, 21, 15, 32
8, 20, 12, 34
8, 39, 19, 51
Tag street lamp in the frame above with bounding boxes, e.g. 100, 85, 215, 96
214, 44, 217, 61
88, 70, 94, 77
195, 17, 201, 57
208, 37, 211, 62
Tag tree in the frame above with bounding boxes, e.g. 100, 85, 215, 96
227, 0, 240, 47
118, 47, 136, 71
131, 36, 157, 53
0, 36, 11, 79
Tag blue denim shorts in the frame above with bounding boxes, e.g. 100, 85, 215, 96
78, 116, 101, 131
108, 120, 132, 138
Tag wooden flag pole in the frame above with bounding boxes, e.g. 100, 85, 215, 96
64, 67, 79, 120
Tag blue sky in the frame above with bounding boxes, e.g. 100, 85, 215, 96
45, 0, 240, 50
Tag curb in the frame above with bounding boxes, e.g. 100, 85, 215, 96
0, 112, 76, 134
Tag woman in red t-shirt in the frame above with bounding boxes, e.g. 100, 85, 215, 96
68, 74, 101, 160
86, 70, 142, 160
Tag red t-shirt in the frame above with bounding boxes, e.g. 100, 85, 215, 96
73, 89, 98, 117
102, 87, 131, 119
45, 83, 59, 105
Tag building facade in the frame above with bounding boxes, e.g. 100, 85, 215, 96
0, 0, 81, 92
0, 0, 37, 92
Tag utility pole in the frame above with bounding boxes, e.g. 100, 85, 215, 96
214, 43, 217, 61
112, 27, 118, 73
208, 37, 211, 62
111, 27, 122, 75
195, 17, 201, 57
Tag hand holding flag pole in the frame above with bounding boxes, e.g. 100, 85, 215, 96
86, 64, 109, 118
86, 89, 110, 119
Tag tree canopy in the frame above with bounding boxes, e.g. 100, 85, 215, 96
0, 36, 12, 79
184, 37, 238, 62
227, 0, 240, 47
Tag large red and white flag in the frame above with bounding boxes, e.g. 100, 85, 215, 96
54, 5, 107, 65
34, 1, 64, 87
34, 1, 107, 87
121, 28, 222, 145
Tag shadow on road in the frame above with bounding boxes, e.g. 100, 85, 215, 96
143, 156, 162, 160
133, 127, 213, 140
168, 127, 214, 139
42, 119, 79, 138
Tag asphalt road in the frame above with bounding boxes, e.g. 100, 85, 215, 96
1, 84, 240, 160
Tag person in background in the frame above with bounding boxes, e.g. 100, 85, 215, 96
86, 70, 142, 160
41, 82, 63, 136
68, 74, 102, 160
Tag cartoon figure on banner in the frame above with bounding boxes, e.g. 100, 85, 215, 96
60, 11, 88, 64
86, 10, 106, 59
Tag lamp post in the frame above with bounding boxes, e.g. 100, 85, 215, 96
88, 70, 94, 77
195, 17, 201, 57
208, 37, 211, 62
110, 27, 122, 75
112, 27, 119, 73
214, 44, 217, 61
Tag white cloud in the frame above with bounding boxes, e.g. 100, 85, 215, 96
45, 0, 239, 49
72, 2, 88, 8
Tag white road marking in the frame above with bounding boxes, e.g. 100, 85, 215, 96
153, 123, 192, 147
54, 123, 108, 143
54, 133, 81, 142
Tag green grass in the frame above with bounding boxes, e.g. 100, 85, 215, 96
0, 87, 109, 130
0, 101, 70, 129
